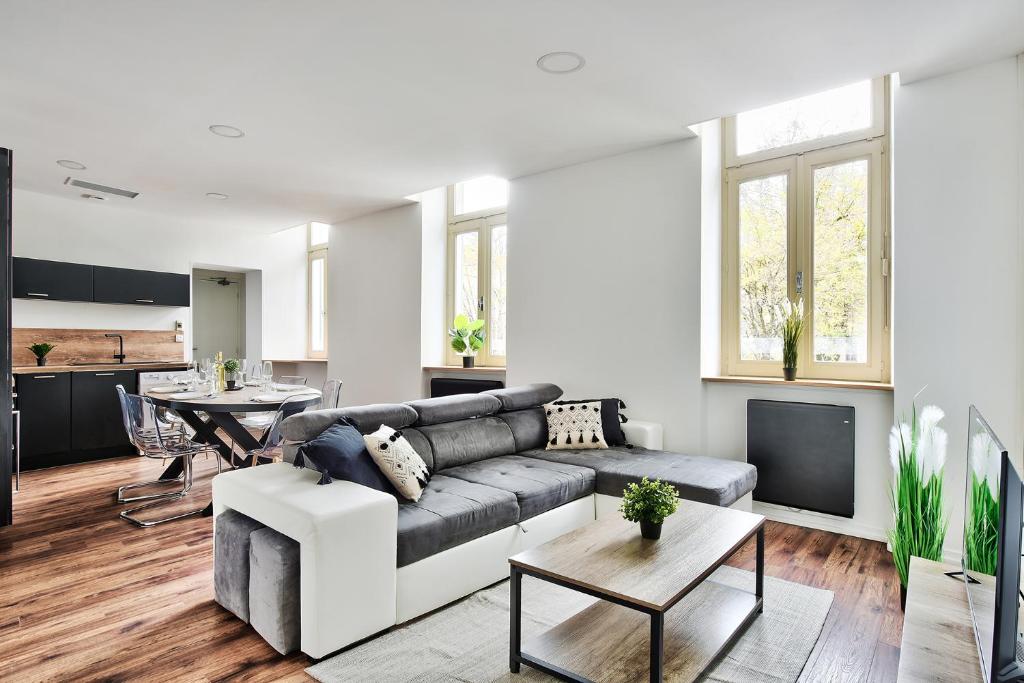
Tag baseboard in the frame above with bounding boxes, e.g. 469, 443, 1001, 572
753, 501, 888, 543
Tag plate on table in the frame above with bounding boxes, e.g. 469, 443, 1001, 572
253, 392, 321, 403
168, 390, 214, 400
271, 383, 310, 392
148, 385, 183, 394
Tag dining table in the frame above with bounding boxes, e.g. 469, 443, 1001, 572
145, 384, 322, 515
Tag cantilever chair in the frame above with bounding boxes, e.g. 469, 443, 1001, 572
320, 378, 342, 409
115, 387, 219, 526
243, 395, 309, 466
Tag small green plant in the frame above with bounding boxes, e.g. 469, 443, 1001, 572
27, 342, 56, 360
448, 314, 485, 356
620, 477, 680, 525
888, 404, 948, 588
781, 298, 805, 370
223, 358, 241, 374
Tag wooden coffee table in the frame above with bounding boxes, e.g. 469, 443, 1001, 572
508, 501, 765, 682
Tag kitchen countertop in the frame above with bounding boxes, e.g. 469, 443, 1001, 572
13, 361, 189, 374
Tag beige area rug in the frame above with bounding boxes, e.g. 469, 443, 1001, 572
307, 565, 833, 683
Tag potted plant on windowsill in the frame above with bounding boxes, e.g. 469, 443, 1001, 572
28, 342, 56, 367
448, 314, 486, 368
223, 358, 241, 390
620, 477, 680, 540
781, 297, 805, 381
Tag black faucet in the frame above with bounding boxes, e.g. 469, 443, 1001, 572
105, 333, 125, 364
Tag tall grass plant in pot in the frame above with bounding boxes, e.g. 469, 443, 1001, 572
888, 404, 948, 610
781, 298, 805, 381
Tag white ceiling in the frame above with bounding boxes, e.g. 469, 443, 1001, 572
1, 1, 1022, 233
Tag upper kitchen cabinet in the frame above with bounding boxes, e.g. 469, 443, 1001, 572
93, 266, 190, 307
13, 257, 93, 302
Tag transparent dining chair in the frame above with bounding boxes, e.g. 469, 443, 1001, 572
243, 395, 308, 466
320, 378, 342, 409
278, 376, 307, 386
115, 384, 195, 504
119, 394, 222, 527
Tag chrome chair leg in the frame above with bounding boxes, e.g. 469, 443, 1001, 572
116, 475, 185, 504
119, 455, 202, 526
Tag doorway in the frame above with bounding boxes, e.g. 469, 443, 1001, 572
192, 269, 245, 361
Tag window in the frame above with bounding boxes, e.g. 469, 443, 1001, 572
446, 177, 508, 366
307, 222, 329, 359
722, 78, 890, 382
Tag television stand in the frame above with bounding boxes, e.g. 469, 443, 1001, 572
898, 557, 982, 681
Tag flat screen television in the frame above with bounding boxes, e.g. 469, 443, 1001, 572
962, 406, 1024, 682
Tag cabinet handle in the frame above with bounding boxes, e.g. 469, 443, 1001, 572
94, 372, 116, 376
33, 375, 56, 379
135, 298, 154, 303
26, 292, 49, 297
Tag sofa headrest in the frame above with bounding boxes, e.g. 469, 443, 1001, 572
405, 393, 502, 426
281, 403, 418, 441
483, 383, 563, 411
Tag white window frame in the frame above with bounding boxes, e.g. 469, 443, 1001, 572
307, 224, 328, 359
445, 185, 507, 367
724, 78, 886, 167
721, 77, 890, 382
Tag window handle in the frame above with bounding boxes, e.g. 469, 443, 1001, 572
478, 295, 485, 312
795, 271, 804, 296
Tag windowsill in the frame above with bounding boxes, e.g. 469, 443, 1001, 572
702, 375, 893, 392
264, 358, 328, 364
422, 365, 506, 374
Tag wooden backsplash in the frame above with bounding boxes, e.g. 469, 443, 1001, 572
13, 328, 184, 367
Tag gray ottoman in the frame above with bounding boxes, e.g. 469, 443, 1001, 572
249, 526, 301, 655
214, 509, 266, 622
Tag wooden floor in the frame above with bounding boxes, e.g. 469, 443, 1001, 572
0, 456, 903, 682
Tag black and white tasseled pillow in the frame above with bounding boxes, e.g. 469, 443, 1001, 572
543, 401, 609, 451
363, 425, 431, 501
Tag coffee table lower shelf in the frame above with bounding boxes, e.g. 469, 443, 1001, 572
513, 578, 762, 683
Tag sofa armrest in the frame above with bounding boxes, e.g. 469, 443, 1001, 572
622, 420, 663, 450
213, 463, 398, 658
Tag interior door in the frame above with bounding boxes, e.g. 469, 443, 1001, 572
193, 278, 242, 361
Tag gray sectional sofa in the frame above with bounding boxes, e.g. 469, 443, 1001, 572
212, 383, 757, 658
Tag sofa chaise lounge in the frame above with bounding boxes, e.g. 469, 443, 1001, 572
212, 383, 757, 658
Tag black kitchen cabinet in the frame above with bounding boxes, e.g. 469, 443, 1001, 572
93, 266, 189, 307
15, 372, 71, 461
13, 257, 93, 303
71, 370, 136, 451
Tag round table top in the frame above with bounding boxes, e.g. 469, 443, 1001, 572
145, 384, 322, 412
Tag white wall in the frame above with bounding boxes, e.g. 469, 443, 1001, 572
893, 56, 1023, 558
419, 187, 447, 367
11, 189, 307, 361
507, 138, 897, 541
507, 140, 705, 453
328, 203, 423, 406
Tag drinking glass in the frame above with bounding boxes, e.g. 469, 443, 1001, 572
249, 360, 262, 386
237, 358, 248, 385
261, 361, 273, 391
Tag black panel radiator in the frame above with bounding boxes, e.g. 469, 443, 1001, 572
430, 377, 504, 398
746, 399, 855, 518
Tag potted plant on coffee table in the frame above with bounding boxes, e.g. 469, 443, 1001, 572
223, 358, 241, 389
28, 342, 56, 367
781, 297, 805, 381
448, 314, 485, 368
620, 477, 680, 540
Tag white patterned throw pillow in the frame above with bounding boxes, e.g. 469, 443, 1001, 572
364, 425, 431, 501
544, 401, 608, 450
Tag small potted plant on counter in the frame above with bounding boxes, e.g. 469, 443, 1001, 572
781, 297, 805, 381
223, 358, 241, 390
448, 314, 486, 368
620, 477, 680, 540
28, 342, 56, 367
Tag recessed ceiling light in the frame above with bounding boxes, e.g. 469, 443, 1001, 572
80, 193, 105, 201
208, 124, 245, 138
57, 159, 86, 170
536, 52, 586, 75
206, 192, 229, 200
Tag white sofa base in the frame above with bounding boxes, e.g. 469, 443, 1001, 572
395, 496, 595, 623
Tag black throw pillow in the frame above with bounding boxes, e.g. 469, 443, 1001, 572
553, 398, 628, 446
294, 417, 397, 493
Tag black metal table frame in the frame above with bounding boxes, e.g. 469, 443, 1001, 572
152, 399, 314, 516
509, 524, 764, 683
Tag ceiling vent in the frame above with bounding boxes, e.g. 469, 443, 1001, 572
63, 177, 140, 199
